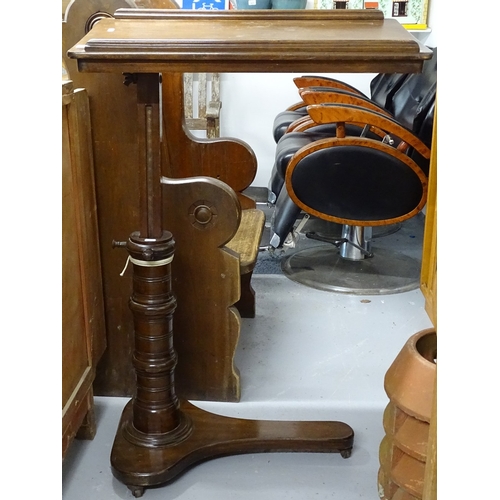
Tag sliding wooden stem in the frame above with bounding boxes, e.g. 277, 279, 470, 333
123, 74, 192, 446
137, 73, 162, 239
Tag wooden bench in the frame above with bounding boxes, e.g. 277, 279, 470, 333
157, 53, 264, 402
63, 0, 264, 403
162, 176, 264, 401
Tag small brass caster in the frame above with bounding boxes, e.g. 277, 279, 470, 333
128, 485, 145, 498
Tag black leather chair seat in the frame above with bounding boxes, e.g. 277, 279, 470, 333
291, 145, 425, 223
269, 123, 381, 201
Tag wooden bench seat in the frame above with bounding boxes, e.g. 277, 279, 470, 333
227, 208, 266, 318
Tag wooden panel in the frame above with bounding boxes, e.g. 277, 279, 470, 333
62, 99, 91, 408
420, 105, 436, 500
420, 106, 437, 327
62, 74, 106, 457
422, 378, 437, 500
161, 71, 257, 210
161, 176, 243, 401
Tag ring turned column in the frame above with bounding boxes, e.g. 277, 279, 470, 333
123, 231, 192, 448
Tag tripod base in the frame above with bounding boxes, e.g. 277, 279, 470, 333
111, 399, 354, 496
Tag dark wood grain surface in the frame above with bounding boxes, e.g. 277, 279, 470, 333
68, 9, 431, 74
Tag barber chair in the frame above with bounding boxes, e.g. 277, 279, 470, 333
267, 50, 436, 294
268, 72, 410, 203
272, 75, 370, 143
272, 100, 434, 293
268, 49, 436, 205
269, 86, 401, 203
273, 72, 408, 144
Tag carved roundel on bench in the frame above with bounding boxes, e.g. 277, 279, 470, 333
189, 200, 218, 230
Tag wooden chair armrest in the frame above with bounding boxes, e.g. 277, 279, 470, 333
306, 103, 431, 159
286, 113, 386, 140
286, 101, 307, 112
293, 75, 366, 96
285, 114, 313, 133
299, 88, 392, 117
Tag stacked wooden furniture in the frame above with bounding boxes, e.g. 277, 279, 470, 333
68, 9, 431, 496
62, 60, 106, 458
63, 0, 264, 403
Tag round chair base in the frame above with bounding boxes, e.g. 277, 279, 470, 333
281, 245, 421, 295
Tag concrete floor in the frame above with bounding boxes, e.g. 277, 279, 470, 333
62, 272, 433, 499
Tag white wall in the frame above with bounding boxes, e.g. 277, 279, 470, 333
218, 0, 437, 187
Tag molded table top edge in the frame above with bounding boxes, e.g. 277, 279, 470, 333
113, 7, 386, 21
67, 11, 432, 74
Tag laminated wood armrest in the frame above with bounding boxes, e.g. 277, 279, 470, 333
285, 114, 314, 133
299, 88, 392, 117
285, 88, 393, 138
286, 101, 308, 112
287, 78, 367, 112
285, 106, 387, 140
284, 88, 391, 137
293, 75, 366, 96
286, 78, 368, 113
305, 103, 431, 159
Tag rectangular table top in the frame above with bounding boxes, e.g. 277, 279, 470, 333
67, 9, 432, 74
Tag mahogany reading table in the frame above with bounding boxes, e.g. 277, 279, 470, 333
68, 8, 432, 497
